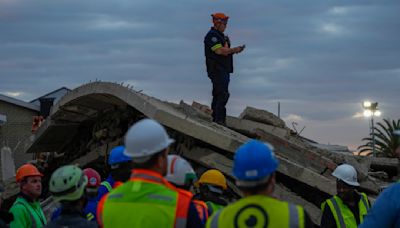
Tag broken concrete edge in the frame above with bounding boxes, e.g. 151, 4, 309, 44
239, 106, 286, 128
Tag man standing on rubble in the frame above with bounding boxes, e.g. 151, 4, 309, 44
204, 12, 245, 125
98, 119, 203, 227
9, 163, 47, 228
206, 140, 313, 228
321, 164, 370, 228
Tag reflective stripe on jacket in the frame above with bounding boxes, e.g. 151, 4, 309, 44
206, 195, 305, 228
193, 200, 209, 224
321, 193, 370, 228
99, 169, 192, 228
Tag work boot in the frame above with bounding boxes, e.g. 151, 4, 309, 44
214, 120, 226, 127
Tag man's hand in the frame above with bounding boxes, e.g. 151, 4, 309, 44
234, 45, 245, 54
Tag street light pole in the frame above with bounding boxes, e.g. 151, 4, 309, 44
362, 101, 381, 157
371, 115, 375, 157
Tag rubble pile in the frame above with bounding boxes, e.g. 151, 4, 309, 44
1, 82, 397, 224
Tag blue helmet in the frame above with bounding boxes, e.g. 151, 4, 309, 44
108, 146, 132, 166
233, 140, 279, 187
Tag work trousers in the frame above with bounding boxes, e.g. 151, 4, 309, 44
209, 70, 230, 124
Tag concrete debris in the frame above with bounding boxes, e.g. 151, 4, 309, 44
3, 82, 396, 224
239, 106, 286, 128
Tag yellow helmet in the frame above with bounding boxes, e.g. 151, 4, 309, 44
195, 169, 227, 190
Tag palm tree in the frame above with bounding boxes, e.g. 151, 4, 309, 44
358, 118, 400, 157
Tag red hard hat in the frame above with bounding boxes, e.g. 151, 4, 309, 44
16, 164, 43, 182
212, 13, 229, 24
83, 168, 101, 188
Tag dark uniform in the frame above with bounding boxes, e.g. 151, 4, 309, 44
204, 27, 233, 124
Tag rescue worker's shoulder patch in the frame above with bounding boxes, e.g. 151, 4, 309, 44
211, 37, 218, 43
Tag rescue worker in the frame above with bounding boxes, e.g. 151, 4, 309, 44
0, 184, 14, 226
359, 130, 400, 228
166, 154, 209, 225
206, 140, 313, 228
204, 12, 245, 125
98, 118, 203, 227
50, 167, 101, 222
321, 164, 370, 228
83, 168, 101, 221
97, 145, 132, 200
194, 169, 228, 216
9, 163, 47, 228
46, 165, 97, 228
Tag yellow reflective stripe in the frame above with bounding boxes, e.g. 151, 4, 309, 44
101, 181, 113, 192
211, 44, 222, 51
87, 212, 95, 221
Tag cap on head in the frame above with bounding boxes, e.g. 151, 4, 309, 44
165, 155, 197, 186
16, 163, 43, 183
212, 12, 229, 25
233, 140, 279, 187
123, 119, 174, 163
332, 164, 359, 187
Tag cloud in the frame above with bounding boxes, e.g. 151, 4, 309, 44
0, 0, 399, 149
3, 91, 22, 97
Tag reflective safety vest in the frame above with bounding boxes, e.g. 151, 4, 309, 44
98, 169, 192, 228
193, 200, 209, 223
206, 201, 225, 216
9, 196, 47, 228
206, 195, 305, 228
321, 193, 370, 228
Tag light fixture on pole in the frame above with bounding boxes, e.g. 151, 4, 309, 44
362, 101, 381, 156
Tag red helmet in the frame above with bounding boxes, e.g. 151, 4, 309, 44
212, 13, 229, 25
83, 168, 101, 188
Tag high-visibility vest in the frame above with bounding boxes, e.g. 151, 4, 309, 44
9, 196, 47, 228
98, 169, 192, 228
206, 201, 225, 216
321, 193, 370, 228
206, 195, 305, 228
193, 200, 209, 222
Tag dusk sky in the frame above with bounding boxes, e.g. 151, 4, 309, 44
1, 0, 398, 150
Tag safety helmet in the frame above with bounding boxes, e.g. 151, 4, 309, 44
332, 164, 359, 187
212, 13, 229, 24
233, 140, 279, 187
16, 164, 43, 183
49, 165, 88, 202
124, 119, 174, 162
83, 168, 101, 188
165, 155, 197, 187
195, 169, 227, 190
108, 146, 132, 166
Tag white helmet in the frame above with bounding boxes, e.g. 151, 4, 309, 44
332, 164, 359, 186
166, 155, 197, 186
123, 119, 174, 162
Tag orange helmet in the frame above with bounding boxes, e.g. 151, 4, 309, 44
16, 164, 43, 182
212, 13, 229, 24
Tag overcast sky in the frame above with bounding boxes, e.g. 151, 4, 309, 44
1, 0, 399, 150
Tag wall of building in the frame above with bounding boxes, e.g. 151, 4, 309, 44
0, 100, 38, 170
